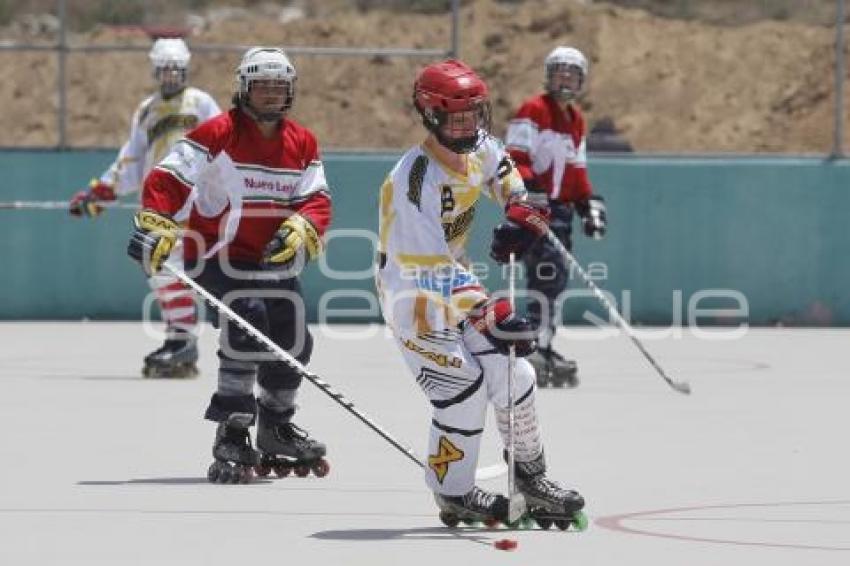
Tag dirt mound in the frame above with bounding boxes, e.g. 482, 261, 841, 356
0, 0, 845, 153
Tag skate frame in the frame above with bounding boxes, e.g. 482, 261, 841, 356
545, 231, 691, 395
165, 264, 505, 481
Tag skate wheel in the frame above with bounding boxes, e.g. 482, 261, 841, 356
207, 462, 220, 483
537, 517, 553, 530
255, 464, 271, 477
216, 464, 235, 484
571, 511, 589, 531
294, 465, 310, 478
439, 511, 460, 528
311, 458, 330, 478
554, 519, 570, 531
233, 466, 249, 484
273, 464, 292, 478
483, 517, 500, 528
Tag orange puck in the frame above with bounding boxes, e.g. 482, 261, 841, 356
493, 538, 519, 551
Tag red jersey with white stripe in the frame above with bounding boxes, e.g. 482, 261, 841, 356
142, 108, 332, 263
505, 93, 593, 203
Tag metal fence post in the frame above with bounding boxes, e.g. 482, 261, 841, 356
450, 0, 460, 58
834, 0, 846, 158
57, 0, 67, 149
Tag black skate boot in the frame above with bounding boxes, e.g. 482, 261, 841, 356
528, 347, 578, 388
142, 333, 199, 379
435, 486, 509, 528
515, 454, 587, 531
255, 416, 329, 479
207, 413, 259, 484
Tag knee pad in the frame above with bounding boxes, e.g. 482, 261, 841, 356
224, 296, 269, 354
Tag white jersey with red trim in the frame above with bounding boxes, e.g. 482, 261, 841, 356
143, 109, 332, 263
505, 93, 593, 203
376, 136, 525, 337
99, 87, 220, 202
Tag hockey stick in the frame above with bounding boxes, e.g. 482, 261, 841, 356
164, 263, 504, 480
546, 231, 691, 395
0, 200, 138, 210
506, 253, 527, 522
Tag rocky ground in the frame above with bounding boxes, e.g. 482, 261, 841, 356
0, 0, 846, 153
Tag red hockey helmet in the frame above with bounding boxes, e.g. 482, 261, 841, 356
413, 59, 491, 153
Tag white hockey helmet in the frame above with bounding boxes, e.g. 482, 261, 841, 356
149, 38, 191, 96
235, 47, 297, 119
544, 46, 588, 101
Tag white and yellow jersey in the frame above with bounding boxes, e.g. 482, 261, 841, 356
99, 87, 221, 200
377, 136, 526, 337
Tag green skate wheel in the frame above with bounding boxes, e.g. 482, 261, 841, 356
571, 511, 589, 531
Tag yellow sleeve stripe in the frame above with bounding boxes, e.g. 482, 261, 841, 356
378, 177, 395, 253
396, 253, 454, 267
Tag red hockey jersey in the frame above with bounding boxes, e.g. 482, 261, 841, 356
505, 94, 593, 203
143, 109, 332, 263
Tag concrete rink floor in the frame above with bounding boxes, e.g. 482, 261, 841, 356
0, 322, 848, 565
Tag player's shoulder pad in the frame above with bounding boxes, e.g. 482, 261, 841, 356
514, 94, 548, 119
389, 146, 429, 210
136, 93, 158, 124
185, 110, 234, 155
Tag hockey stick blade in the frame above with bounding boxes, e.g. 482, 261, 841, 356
546, 232, 691, 395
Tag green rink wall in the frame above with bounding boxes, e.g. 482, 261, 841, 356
1, 150, 848, 325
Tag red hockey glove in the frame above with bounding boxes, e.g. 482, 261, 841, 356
467, 298, 536, 357
69, 180, 116, 218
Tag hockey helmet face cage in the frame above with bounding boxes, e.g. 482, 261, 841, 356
149, 38, 191, 97
544, 46, 588, 101
236, 47, 297, 122
413, 59, 491, 154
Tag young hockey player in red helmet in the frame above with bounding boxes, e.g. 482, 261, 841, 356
375, 59, 586, 527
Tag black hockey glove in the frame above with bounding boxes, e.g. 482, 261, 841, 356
127, 209, 179, 276
575, 195, 607, 239
490, 202, 551, 264
467, 298, 537, 357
